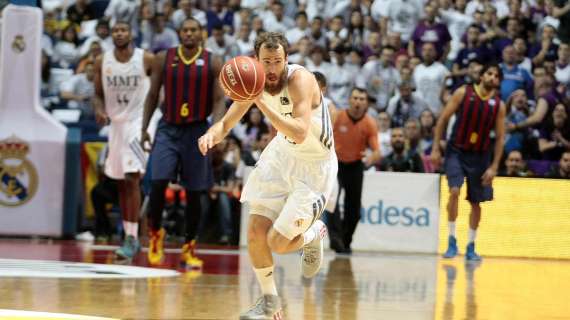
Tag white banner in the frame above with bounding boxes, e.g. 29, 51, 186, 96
0, 6, 67, 236
351, 171, 440, 253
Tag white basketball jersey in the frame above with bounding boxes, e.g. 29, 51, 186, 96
102, 48, 150, 122
262, 64, 334, 160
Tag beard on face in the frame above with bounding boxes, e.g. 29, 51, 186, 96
392, 141, 405, 153
265, 68, 287, 93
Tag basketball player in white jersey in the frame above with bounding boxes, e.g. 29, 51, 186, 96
198, 32, 337, 320
93, 21, 154, 261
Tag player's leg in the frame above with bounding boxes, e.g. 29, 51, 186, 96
181, 190, 205, 268
146, 122, 178, 265
240, 206, 283, 320
115, 172, 142, 260
341, 161, 364, 254
443, 147, 466, 258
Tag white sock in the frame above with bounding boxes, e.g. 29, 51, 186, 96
449, 222, 456, 237
123, 221, 139, 239
254, 266, 278, 296
468, 228, 477, 243
303, 220, 325, 245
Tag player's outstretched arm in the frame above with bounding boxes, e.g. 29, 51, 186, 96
431, 86, 465, 167
198, 100, 253, 155
254, 69, 313, 144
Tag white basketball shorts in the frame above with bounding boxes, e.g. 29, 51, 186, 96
104, 118, 147, 179
240, 139, 338, 240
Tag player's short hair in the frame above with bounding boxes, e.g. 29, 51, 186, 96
313, 71, 327, 88
254, 32, 289, 56
481, 63, 504, 81
179, 17, 202, 30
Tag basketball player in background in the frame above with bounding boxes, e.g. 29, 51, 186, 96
141, 18, 225, 268
199, 32, 337, 320
93, 21, 153, 261
431, 64, 506, 261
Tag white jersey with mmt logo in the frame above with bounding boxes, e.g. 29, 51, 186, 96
102, 48, 149, 122
261, 64, 334, 161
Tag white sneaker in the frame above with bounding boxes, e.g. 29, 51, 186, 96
239, 295, 283, 320
301, 220, 327, 278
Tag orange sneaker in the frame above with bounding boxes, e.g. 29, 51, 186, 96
147, 228, 165, 265
181, 240, 203, 269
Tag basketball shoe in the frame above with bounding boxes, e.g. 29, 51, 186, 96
443, 235, 458, 258
465, 242, 482, 261
181, 240, 203, 269
301, 220, 327, 278
115, 235, 141, 261
239, 295, 283, 320
148, 228, 165, 265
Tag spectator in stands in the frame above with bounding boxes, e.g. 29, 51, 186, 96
546, 150, 570, 178
357, 45, 400, 112
105, 0, 140, 27
286, 11, 310, 50
326, 15, 348, 43
419, 108, 436, 154
379, 127, 425, 172
499, 150, 529, 177
362, 31, 382, 62
552, 0, 570, 44
387, 80, 428, 127
224, 135, 242, 170
538, 103, 570, 160
500, 45, 533, 101
206, 0, 234, 35
76, 41, 102, 74
511, 75, 562, 131
331, 88, 380, 254
142, 13, 179, 53
386, 31, 407, 57
172, 0, 207, 29
60, 60, 95, 120
41, 51, 59, 110
206, 24, 239, 62
453, 25, 490, 79
307, 16, 327, 48
327, 45, 357, 108
79, 19, 113, 56
53, 24, 80, 69
409, 3, 452, 60
377, 111, 392, 158
513, 37, 533, 75
66, 0, 96, 25
413, 42, 450, 115
380, 0, 423, 43
306, 46, 332, 82
236, 23, 254, 56
492, 17, 522, 56
531, 24, 559, 66
438, 0, 473, 62
405, 118, 423, 154
288, 37, 311, 65
505, 90, 531, 154
555, 43, 570, 94
347, 10, 365, 50
208, 139, 237, 245
264, 1, 295, 33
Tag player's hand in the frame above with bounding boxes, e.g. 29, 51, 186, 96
198, 132, 216, 156
430, 148, 442, 169
141, 130, 152, 152
95, 110, 109, 126
481, 167, 497, 186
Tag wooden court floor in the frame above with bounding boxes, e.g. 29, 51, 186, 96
0, 239, 569, 319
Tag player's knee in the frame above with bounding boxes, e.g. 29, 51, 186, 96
247, 216, 271, 246
266, 230, 290, 254
449, 187, 461, 198
469, 202, 481, 212
124, 173, 140, 185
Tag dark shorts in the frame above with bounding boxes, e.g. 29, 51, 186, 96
150, 119, 213, 191
445, 145, 493, 203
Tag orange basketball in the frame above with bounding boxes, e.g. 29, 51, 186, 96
219, 56, 265, 101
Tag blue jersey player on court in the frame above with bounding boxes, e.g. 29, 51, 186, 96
431, 64, 507, 261
141, 18, 225, 268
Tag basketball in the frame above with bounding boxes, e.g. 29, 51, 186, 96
219, 56, 265, 102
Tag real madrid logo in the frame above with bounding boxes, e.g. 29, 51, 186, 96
0, 136, 38, 207
11, 35, 26, 53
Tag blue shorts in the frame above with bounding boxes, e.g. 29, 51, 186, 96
150, 119, 213, 191
445, 145, 493, 203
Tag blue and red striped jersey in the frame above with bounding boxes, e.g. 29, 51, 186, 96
161, 47, 214, 124
449, 85, 500, 153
